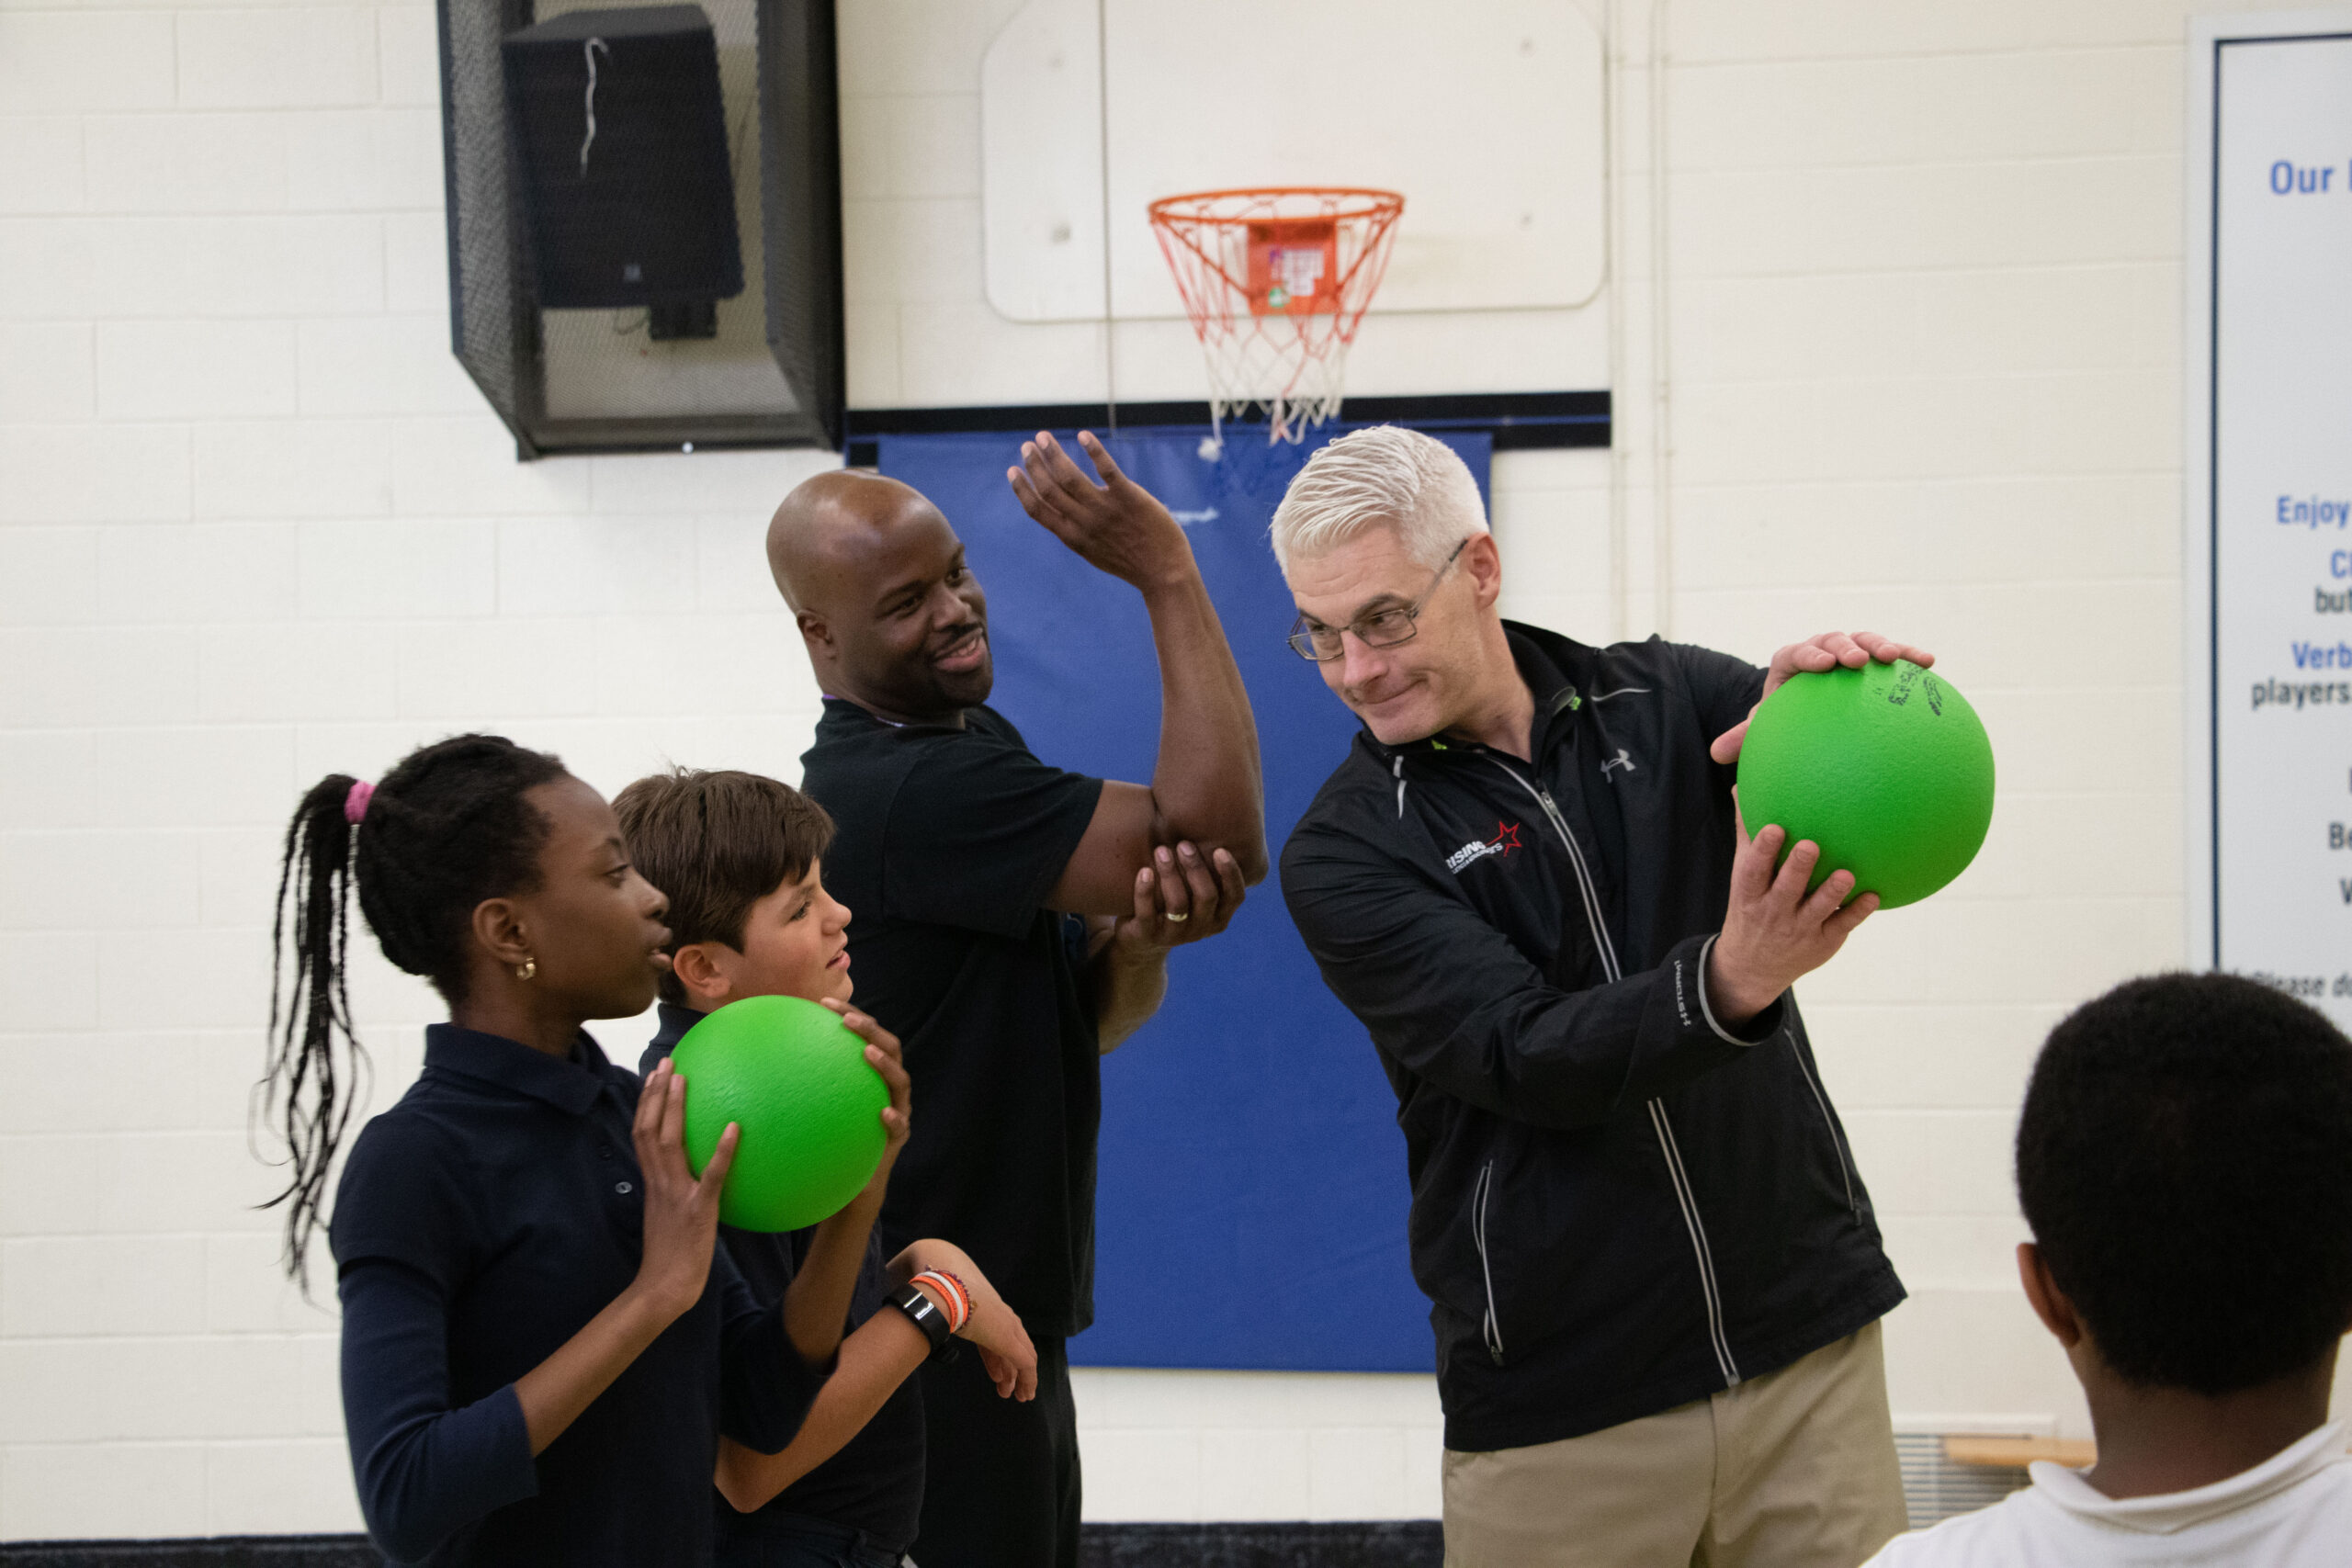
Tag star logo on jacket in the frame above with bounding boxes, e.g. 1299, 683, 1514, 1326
1445, 820, 1524, 874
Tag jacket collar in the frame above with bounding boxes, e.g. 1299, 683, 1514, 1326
1359, 620, 1592, 765
423, 1022, 616, 1115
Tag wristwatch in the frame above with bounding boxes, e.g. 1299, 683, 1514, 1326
886, 1280, 957, 1360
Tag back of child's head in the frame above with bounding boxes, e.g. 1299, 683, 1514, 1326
2017, 972, 2352, 1394
611, 768, 833, 1007
266, 733, 571, 1280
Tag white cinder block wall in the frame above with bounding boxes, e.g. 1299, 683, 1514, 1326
0, 0, 2327, 1540
1651, 0, 2301, 1435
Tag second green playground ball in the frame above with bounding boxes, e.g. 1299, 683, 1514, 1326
1734, 659, 1996, 909
670, 994, 888, 1233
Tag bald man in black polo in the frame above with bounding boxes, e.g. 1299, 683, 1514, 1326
766, 433, 1266, 1568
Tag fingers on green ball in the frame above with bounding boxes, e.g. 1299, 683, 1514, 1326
1780, 840, 1823, 883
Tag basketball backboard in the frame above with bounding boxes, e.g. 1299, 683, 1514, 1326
951, 0, 1610, 410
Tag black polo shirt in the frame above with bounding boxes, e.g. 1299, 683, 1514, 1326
799, 697, 1104, 1337
331, 1023, 825, 1568
641, 1002, 926, 1555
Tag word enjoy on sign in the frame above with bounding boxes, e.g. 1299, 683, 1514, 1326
2278, 494, 2351, 527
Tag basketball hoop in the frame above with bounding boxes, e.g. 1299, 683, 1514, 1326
1148, 187, 1404, 449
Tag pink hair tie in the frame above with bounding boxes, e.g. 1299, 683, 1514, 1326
344, 780, 376, 825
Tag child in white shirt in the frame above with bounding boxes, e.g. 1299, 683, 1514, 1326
1867, 972, 2352, 1566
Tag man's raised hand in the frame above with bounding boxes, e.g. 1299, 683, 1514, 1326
1708, 630, 1936, 765
1006, 431, 1193, 592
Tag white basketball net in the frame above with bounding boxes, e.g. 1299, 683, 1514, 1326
1148, 188, 1404, 446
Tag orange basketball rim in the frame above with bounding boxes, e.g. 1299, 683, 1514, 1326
1148, 186, 1405, 447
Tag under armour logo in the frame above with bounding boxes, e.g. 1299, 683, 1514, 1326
1601, 749, 1637, 777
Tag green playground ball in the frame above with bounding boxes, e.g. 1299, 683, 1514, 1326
670, 995, 888, 1233
1734, 659, 1996, 910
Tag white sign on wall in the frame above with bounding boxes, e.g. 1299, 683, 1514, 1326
2188, 11, 2352, 1029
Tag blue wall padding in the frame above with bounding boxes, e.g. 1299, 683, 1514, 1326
876, 426, 1491, 1372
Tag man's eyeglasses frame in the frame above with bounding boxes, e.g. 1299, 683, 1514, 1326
1285, 537, 1472, 662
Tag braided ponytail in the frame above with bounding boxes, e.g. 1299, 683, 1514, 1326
260, 735, 568, 1281
261, 775, 369, 1284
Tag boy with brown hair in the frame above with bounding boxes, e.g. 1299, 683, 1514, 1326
615, 766, 1036, 1568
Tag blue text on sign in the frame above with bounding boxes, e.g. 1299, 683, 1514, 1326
2271, 160, 2341, 193
2278, 495, 2350, 528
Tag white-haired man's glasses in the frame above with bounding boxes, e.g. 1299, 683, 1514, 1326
1285, 537, 1470, 662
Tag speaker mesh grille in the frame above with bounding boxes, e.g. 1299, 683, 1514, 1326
436, 0, 842, 455
442, 0, 529, 429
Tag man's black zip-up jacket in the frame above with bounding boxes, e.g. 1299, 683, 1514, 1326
1281, 622, 1904, 1453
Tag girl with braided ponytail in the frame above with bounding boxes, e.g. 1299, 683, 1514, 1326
262, 735, 902, 1568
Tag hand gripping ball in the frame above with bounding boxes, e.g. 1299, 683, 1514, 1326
670, 995, 889, 1232
1734, 659, 1996, 909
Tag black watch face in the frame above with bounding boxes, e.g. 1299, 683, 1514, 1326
895, 1286, 946, 1342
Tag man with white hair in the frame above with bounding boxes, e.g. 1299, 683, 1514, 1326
1275, 425, 1921, 1567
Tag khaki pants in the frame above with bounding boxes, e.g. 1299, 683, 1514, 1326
1442, 1322, 1908, 1568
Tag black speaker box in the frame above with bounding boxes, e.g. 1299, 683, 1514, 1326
501, 5, 743, 311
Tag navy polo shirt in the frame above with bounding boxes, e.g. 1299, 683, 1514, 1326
643, 1002, 927, 1555
331, 1023, 825, 1567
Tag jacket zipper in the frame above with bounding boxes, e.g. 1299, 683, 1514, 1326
1478, 752, 1743, 1388
1471, 1160, 1503, 1364
1504, 770, 1623, 980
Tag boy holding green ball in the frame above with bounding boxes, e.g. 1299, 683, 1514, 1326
616, 766, 1038, 1568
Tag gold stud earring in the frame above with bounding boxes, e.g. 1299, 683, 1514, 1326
516, 956, 537, 981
